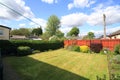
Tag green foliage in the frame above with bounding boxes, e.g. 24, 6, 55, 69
112, 55, 120, 63
66, 45, 80, 52
32, 27, 43, 36
17, 46, 31, 56
11, 28, 30, 37
67, 27, 79, 36
46, 15, 60, 36
100, 48, 110, 54
82, 32, 95, 40
32, 50, 41, 54
87, 32, 95, 39
110, 55, 120, 80
72, 45, 80, 52
41, 32, 51, 40
49, 35, 59, 42
80, 45, 89, 53
114, 44, 120, 55
55, 30, 64, 38
0, 40, 64, 56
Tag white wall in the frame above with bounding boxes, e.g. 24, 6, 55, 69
0, 27, 10, 40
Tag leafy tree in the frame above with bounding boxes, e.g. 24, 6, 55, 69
82, 32, 95, 40
55, 30, 64, 38
11, 28, 30, 36
67, 27, 79, 36
87, 32, 95, 39
32, 27, 43, 36
45, 15, 60, 36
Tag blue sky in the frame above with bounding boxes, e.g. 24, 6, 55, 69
0, 0, 120, 37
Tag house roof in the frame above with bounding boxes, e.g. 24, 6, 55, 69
108, 30, 120, 37
0, 25, 11, 30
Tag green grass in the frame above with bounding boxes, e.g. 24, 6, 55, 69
4, 49, 109, 80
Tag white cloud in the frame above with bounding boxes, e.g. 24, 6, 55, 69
62, 5, 120, 30
41, 0, 58, 4
60, 27, 72, 35
19, 23, 26, 28
0, 0, 34, 20
87, 5, 120, 26
61, 13, 88, 27
68, 0, 95, 10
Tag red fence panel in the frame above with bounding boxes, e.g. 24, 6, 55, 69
64, 39, 120, 51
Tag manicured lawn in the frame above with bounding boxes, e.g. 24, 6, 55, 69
4, 49, 109, 80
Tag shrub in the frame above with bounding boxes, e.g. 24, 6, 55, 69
17, 46, 31, 56
112, 55, 120, 64
72, 45, 80, 52
90, 43, 103, 53
100, 48, 110, 54
66, 45, 80, 52
80, 45, 89, 53
32, 50, 41, 54
114, 44, 120, 55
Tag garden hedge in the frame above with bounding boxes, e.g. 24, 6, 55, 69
0, 40, 64, 56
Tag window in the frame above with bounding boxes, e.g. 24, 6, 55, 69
0, 30, 3, 35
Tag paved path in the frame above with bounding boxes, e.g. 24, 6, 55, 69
3, 59, 21, 80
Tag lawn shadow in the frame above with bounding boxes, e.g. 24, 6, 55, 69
18, 56, 89, 80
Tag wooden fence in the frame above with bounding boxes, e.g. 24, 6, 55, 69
64, 39, 120, 51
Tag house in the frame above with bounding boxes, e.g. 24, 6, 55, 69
108, 30, 120, 39
11, 35, 27, 40
0, 25, 11, 40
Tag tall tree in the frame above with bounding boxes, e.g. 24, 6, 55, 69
87, 32, 95, 39
46, 15, 60, 36
32, 27, 43, 36
67, 27, 79, 36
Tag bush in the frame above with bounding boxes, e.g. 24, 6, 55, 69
72, 45, 80, 52
80, 45, 89, 53
90, 43, 103, 53
32, 50, 41, 54
112, 55, 120, 64
100, 48, 110, 54
114, 44, 120, 55
17, 46, 32, 56
66, 45, 80, 52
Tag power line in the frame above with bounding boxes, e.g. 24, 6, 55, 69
0, 2, 40, 26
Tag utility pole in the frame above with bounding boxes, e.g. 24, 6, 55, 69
103, 14, 106, 39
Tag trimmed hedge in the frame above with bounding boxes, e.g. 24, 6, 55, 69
0, 40, 64, 56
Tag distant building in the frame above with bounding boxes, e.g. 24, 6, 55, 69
108, 30, 120, 39
11, 35, 27, 40
0, 25, 11, 40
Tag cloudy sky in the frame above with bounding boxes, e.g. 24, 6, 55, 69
0, 0, 120, 36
